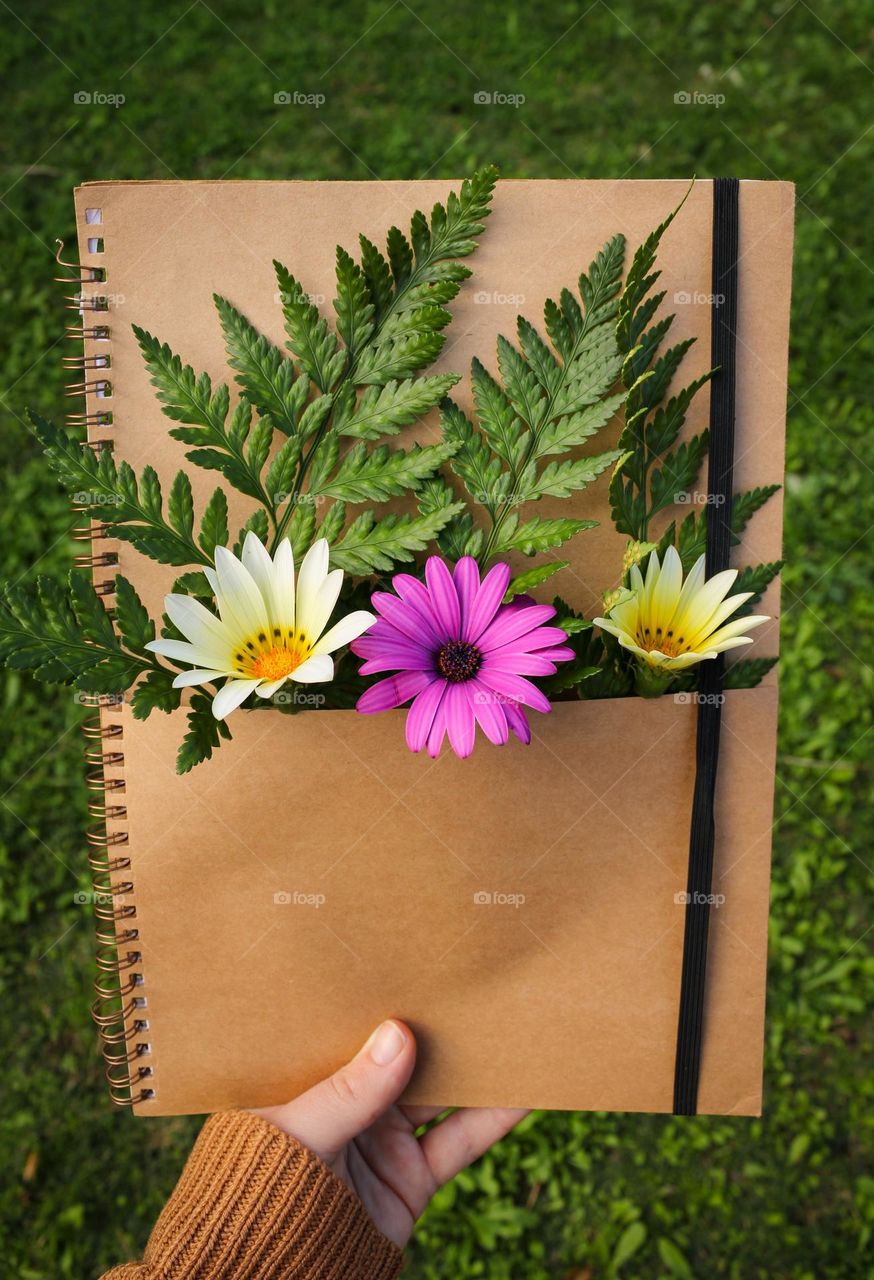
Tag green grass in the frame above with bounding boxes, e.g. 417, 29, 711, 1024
1, 2, 872, 1276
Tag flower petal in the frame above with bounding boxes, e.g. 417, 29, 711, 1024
468, 678, 509, 745
355, 644, 435, 675
289, 653, 334, 683
481, 652, 561, 677
255, 677, 290, 699
426, 702, 448, 758
453, 557, 480, 640
464, 561, 511, 642
242, 531, 284, 623
478, 668, 551, 714
146, 637, 228, 667
650, 544, 684, 627
271, 538, 296, 628
699, 614, 769, 650
295, 539, 331, 635
532, 645, 576, 663
298, 569, 344, 646
358, 670, 433, 714
311, 610, 376, 657
372, 591, 442, 647
405, 678, 446, 753
672, 567, 739, 639
502, 625, 570, 654
477, 603, 556, 653
212, 678, 261, 720
683, 593, 754, 649
170, 668, 229, 688
163, 593, 230, 653
214, 545, 269, 638
444, 683, 476, 758
425, 556, 461, 639
503, 700, 532, 744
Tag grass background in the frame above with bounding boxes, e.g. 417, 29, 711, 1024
1, 1, 872, 1276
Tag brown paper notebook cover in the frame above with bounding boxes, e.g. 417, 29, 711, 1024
73, 178, 794, 1117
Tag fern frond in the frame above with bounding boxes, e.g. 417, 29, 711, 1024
443, 232, 627, 568
28, 411, 216, 568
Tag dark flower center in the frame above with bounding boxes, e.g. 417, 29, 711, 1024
437, 640, 482, 683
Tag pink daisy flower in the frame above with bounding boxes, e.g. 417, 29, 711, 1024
352, 556, 575, 758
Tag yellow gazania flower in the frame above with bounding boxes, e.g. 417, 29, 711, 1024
593, 545, 769, 672
146, 533, 375, 720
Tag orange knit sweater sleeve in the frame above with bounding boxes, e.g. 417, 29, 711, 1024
100, 1110, 404, 1279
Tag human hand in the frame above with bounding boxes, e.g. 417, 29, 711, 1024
254, 1019, 526, 1248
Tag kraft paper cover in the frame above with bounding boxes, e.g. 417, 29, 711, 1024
73, 179, 794, 1116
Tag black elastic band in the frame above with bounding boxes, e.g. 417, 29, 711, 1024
672, 178, 740, 1116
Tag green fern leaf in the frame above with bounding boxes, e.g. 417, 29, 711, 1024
523, 450, 621, 501
286, 499, 317, 559
329, 504, 465, 575
232, 509, 270, 557
335, 375, 460, 440
732, 485, 781, 537
176, 691, 232, 774
503, 561, 569, 602
265, 435, 303, 507
493, 516, 595, 558
723, 656, 779, 688
172, 571, 213, 597
312, 441, 457, 504
334, 246, 375, 356
132, 667, 182, 719
198, 488, 229, 557
316, 499, 347, 546
215, 294, 306, 435
274, 262, 346, 393
0, 572, 158, 693
113, 575, 155, 651
734, 561, 783, 606
648, 432, 710, 516
27, 412, 211, 568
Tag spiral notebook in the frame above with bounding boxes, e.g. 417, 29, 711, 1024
69, 178, 794, 1117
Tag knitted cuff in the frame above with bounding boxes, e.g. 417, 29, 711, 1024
141, 1110, 404, 1279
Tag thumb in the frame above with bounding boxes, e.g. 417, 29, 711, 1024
254, 1020, 416, 1161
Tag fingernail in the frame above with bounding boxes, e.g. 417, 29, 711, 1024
367, 1020, 406, 1066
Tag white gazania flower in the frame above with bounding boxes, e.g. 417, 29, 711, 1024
593, 545, 769, 671
146, 533, 375, 720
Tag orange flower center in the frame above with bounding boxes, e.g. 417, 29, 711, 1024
636, 625, 687, 658
234, 630, 312, 680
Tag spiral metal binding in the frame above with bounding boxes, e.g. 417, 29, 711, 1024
61, 222, 154, 1106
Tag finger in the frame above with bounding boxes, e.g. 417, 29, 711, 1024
420, 1107, 528, 1185
255, 1020, 416, 1161
400, 1104, 450, 1128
